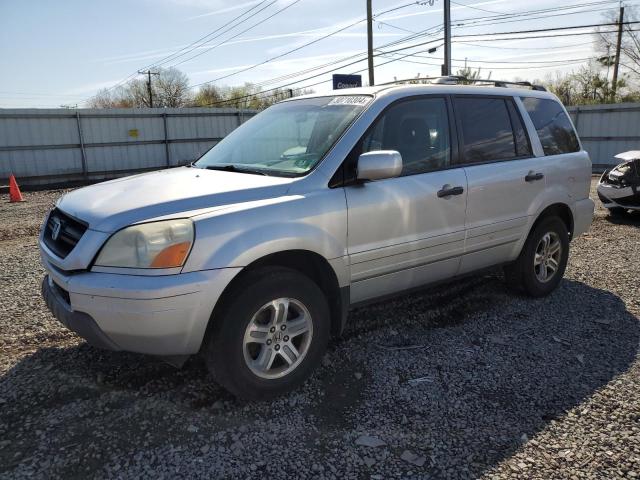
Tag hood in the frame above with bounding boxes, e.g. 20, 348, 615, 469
57, 167, 294, 232
614, 150, 640, 162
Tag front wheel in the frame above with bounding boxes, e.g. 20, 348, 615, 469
504, 217, 569, 297
608, 207, 628, 217
203, 267, 330, 400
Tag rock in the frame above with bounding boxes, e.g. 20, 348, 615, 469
364, 457, 376, 468
354, 372, 363, 380
355, 435, 386, 448
200, 445, 210, 454
400, 450, 426, 467
187, 425, 198, 433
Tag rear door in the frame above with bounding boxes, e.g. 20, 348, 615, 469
345, 96, 468, 303
453, 95, 546, 274
520, 96, 589, 203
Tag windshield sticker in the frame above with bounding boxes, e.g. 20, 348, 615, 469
327, 96, 371, 106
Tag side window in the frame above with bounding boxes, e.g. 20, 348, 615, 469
521, 97, 580, 155
454, 97, 530, 163
361, 97, 451, 176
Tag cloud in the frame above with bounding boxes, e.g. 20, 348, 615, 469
186, 0, 266, 20
188, 49, 363, 77
63, 79, 126, 95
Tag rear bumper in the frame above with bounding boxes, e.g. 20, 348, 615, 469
572, 197, 595, 238
40, 262, 241, 355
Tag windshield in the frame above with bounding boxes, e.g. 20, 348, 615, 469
195, 95, 371, 176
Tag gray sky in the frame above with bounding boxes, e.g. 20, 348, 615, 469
0, 0, 634, 107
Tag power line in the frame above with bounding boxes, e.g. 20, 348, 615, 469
198, 19, 640, 108
452, 20, 640, 39
189, 1, 430, 89
454, 0, 627, 23
169, 0, 305, 69
245, 23, 444, 89
147, 0, 273, 69
451, 0, 504, 14
381, 53, 591, 70
200, 36, 445, 107
452, 27, 640, 43
454, 40, 591, 50
80, 0, 287, 103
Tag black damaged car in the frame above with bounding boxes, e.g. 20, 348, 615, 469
597, 151, 640, 215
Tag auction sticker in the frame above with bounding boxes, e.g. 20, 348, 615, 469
327, 96, 371, 106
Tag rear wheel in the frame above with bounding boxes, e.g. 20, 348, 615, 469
504, 217, 569, 297
203, 267, 330, 400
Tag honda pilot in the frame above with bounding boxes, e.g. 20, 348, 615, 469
40, 81, 594, 399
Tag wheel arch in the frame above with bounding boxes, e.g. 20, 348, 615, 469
200, 249, 348, 352
530, 202, 574, 240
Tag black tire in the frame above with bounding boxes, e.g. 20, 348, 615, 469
504, 216, 569, 298
608, 207, 628, 217
203, 267, 330, 400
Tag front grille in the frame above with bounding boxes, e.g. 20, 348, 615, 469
43, 208, 88, 259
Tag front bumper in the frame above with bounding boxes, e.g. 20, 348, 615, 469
42, 276, 120, 351
597, 183, 640, 210
41, 260, 241, 356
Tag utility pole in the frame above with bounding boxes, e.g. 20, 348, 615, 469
611, 5, 625, 100
442, 0, 451, 76
366, 0, 374, 86
138, 70, 159, 107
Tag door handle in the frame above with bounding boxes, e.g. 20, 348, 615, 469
525, 171, 544, 182
437, 185, 464, 198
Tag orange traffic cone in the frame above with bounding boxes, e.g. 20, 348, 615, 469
9, 174, 25, 203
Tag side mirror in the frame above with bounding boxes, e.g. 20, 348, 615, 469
357, 150, 402, 181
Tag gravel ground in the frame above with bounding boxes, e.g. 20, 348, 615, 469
0, 179, 638, 479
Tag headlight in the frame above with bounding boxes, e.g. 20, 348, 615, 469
95, 219, 194, 269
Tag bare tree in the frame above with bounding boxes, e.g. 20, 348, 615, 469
86, 87, 134, 108
191, 85, 226, 106
154, 68, 191, 107
539, 63, 640, 105
88, 67, 191, 108
455, 66, 483, 84
88, 70, 312, 109
596, 7, 640, 83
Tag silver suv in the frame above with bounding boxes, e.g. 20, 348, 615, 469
40, 82, 594, 399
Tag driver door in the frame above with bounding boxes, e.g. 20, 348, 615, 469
344, 96, 468, 303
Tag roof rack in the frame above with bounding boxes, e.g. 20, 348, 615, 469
380, 76, 547, 91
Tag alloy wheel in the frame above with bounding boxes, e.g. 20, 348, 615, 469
242, 298, 313, 379
533, 231, 562, 283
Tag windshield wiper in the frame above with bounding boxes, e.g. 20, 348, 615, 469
202, 164, 268, 176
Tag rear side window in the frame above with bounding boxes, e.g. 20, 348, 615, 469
521, 97, 580, 155
454, 97, 532, 164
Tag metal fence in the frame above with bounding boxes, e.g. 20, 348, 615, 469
567, 102, 640, 170
0, 107, 256, 187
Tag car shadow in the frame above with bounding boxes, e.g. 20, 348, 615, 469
605, 209, 640, 226
0, 276, 637, 478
